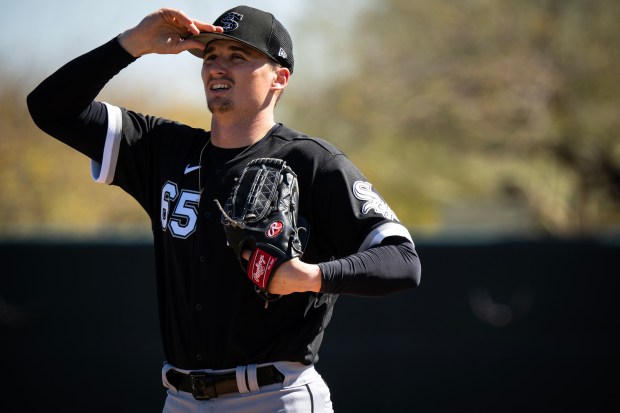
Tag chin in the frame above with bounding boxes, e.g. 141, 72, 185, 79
208, 100, 234, 115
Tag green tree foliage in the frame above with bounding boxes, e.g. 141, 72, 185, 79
283, 0, 620, 236
1, 0, 618, 238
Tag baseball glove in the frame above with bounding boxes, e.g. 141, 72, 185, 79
214, 158, 308, 303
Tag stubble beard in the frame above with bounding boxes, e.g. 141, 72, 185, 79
208, 98, 234, 115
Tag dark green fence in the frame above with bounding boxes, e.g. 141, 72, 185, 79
1, 239, 618, 412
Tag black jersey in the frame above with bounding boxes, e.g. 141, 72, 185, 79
27, 37, 421, 370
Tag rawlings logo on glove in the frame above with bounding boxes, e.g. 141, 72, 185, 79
214, 158, 308, 304
250, 248, 277, 289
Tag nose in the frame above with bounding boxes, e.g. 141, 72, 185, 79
204, 56, 228, 75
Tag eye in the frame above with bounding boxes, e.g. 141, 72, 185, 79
231, 53, 246, 62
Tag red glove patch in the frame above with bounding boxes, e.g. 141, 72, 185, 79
249, 247, 277, 290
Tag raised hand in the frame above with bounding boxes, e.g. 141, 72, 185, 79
118, 8, 223, 57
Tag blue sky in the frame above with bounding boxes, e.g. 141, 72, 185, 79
3, 1, 311, 103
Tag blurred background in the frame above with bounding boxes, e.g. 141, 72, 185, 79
2, 0, 620, 240
1, 0, 619, 412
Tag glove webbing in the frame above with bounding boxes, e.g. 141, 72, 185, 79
214, 158, 287, 228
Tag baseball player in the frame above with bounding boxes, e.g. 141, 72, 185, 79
27, 5, 421, 413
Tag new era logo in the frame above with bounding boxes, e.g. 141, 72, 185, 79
278, 47, 287, 59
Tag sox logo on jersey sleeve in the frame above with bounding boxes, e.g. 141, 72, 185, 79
353, 181, 398, 221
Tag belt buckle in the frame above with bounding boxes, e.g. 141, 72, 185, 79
190, 372, 216, 400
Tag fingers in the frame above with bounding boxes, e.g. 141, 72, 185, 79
122, 8, 223, 56
153, 8, 223, 54
160, 8, 199, 35
160, 8, 223, 36
194, 20, 225, 35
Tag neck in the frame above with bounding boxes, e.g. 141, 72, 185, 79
210, 111, 277, 148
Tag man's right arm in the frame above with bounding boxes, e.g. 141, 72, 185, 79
27, 7, 222, 160
26, 38, 138, 161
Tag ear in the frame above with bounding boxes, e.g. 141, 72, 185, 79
271, 66, 290, 92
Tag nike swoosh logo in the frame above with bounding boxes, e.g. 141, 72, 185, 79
184, 164, 201, 174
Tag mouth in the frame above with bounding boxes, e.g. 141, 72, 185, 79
209, 82, 232, 92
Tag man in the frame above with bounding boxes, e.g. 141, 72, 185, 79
28, 5, 421, 412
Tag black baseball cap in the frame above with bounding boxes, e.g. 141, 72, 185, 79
187, 5, 294, 73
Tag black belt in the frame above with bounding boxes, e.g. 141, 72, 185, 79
166, 365, 285, 400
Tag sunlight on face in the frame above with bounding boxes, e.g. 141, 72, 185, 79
201, 40, 279, 116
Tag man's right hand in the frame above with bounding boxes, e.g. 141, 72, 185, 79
118, 8, 223, 57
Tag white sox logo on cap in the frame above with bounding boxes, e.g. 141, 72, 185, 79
220, 12, 242, 32
187, 5, 295, 73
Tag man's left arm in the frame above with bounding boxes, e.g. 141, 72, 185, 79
269, 236, 420, 296
266, 150, 421, 296
317, 236, 420, 295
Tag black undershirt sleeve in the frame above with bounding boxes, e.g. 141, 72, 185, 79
317, 237, 421, 296
27, 37, 137, 161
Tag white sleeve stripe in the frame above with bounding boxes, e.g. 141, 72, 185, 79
358, 222, 414, 252
91, 102, 122, 184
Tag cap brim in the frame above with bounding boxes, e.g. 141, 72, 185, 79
186, 32, 267, 60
